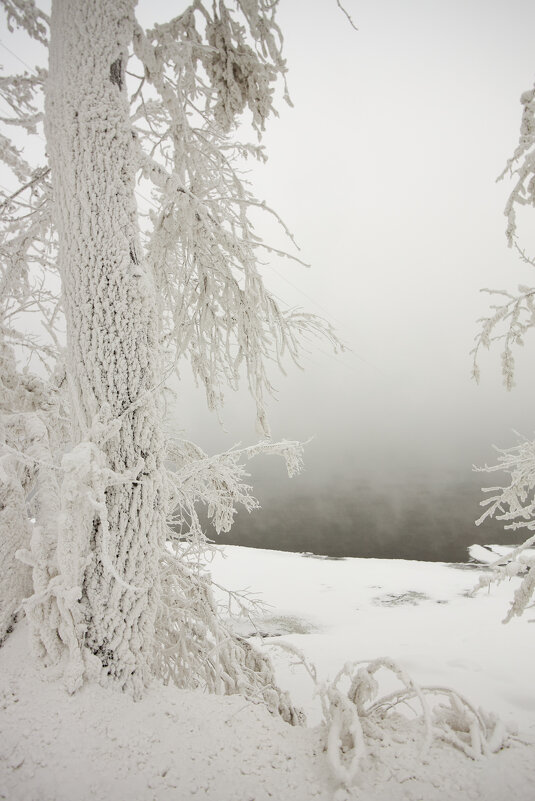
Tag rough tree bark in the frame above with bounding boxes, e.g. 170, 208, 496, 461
44, 0, 166, 693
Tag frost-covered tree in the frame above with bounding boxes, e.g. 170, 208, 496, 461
1, 3, 514, 787
0, 0, 336, 712
472, 85, 535, 619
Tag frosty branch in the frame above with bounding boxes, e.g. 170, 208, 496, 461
473, 82, 535, 620
130, 2, 340, 433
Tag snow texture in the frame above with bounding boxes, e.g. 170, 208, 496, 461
2, 7, 533, 797
42, 0, 167, 694
1, 547, 534, 801
0, 341, 65, 643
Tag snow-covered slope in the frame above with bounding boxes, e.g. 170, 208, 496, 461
1, 546, 534, 801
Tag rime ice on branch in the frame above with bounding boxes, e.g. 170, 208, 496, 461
472, 83, 535, 620
131, 1, 339, 435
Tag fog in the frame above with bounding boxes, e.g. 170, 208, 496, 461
164, 0, 535, 560
3, 0, 535, 560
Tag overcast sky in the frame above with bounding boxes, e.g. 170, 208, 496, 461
156, 0, 535, 492
3, 0, 535, 495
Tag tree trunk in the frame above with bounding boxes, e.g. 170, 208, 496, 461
44, 0, 166, 693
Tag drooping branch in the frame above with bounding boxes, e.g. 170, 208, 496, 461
472, 87, 535, 388
471, 283, 535, 389
474, 82, 535, 620
0, 0, 49, 45
498, 86, 535, 247
130, 1, 341, 433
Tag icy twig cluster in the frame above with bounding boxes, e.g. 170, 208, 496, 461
472, 86, 535, 389
130, 0, 340, 434
270, 644, 509, 789
154, 433, 305, 722
167, 437, 303, 540
471, 282, 535, 390
499, 86, 535, 248
155, 547, 304, 725
0, 0, 48, 44
323, 660, 507, 785
474, 438, 535, 620
0, 28, 62, 649
471, 83, 535, 618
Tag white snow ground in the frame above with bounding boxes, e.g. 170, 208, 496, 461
1, 545, 534, 801
210, 547, 535, 733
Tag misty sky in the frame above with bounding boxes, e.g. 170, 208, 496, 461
157, 0, 535, 497
3, 0, 535, 502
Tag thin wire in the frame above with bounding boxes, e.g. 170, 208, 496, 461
270, 264, 334, 319
0, 39, 41, 73
268, 266, 384, 374
264, 279, 384, 377
135, 186, 159, 211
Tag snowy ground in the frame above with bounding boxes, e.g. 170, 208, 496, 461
210, 546, 535, 733
1, 545, 534, 800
